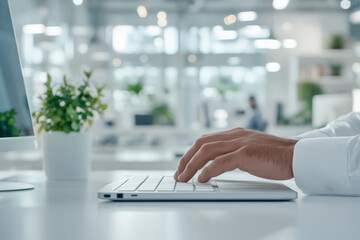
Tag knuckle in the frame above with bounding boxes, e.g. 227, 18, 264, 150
242, 129, 252, 134
234, 127, 244, 131
199, 142, 214, 152
240, 145, 251, 155
236, 149, 250, 170
194, 137, 205, 147
214, 156, 228, 167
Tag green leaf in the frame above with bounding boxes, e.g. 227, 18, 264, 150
32, 71, 107, 134
84, 71, 92, 79
0, 108, 20, 137
100, 104, 108, 111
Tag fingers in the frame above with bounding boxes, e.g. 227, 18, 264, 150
197, 149, 243, 183
177, 139, 242, 182
174, 127, 246, 181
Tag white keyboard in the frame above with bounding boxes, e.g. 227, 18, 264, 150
115, 176, 217, 192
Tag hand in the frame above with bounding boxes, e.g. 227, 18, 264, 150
174, 128, 298, 183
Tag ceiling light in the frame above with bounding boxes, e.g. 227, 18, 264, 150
214, 30, 238, 40
254, 39, 281, 49
112, 58, 122, 67
157, 11, 167, 19
224, 14, 236, 25
188, 54, 197, 63
273, 0, 290, 10
153, 37, 164, 52
241, 25, 270, 38
137, 5, 147, 18
146, 26, 162, 36
45, 26, 63, 36
340, 0, 351, 10
22, 24, 45, 34
203, 88, 217, 98
73, 0, 83, 6
113, 25, 135, 52
266, 62, 281, 72
282, 39, 297, 48
237, 11, 258, 21
212, 25, 224, 32
157, 18, 167, 27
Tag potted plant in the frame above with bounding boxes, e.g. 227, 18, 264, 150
330, 35, 345, 49
33, 71, 107, 180
330, 64, 343, 76
125, 81, 143, 95
294, 81, 323, 124
0, 108, 20, 137
151, 102, 174, 125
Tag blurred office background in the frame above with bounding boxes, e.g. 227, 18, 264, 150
2, 0, 360, 169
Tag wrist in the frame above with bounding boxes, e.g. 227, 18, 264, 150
285, 139, 298, 178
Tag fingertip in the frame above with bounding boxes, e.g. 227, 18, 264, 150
178, 173, 184, 182
197, 174, 208, 183
173, 170, 179, 180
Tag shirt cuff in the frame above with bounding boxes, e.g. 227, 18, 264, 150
293, 137, 352, 195
294, 130, 329, 140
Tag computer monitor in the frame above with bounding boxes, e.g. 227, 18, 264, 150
0, 0, 37, 191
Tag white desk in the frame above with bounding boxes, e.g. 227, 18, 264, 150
0, 170, 359, 240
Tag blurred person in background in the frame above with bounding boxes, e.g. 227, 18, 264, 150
246, 95, 267, 132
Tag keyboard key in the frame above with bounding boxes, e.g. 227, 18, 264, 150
117, 176, 147, 192
195, 181, 214, 192
157, 177, 176, 192
138, 176, 163, 192
176, 182, 194, 192
111, 177, 130, 191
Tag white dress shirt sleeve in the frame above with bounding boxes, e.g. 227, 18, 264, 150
292, 112, 360, 196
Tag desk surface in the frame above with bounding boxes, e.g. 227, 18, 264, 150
0, 170, 359, 240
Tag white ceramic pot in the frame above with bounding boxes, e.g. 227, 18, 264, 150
42, 131, 92, 180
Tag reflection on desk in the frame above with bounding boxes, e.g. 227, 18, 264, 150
0, 171, 359, 240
